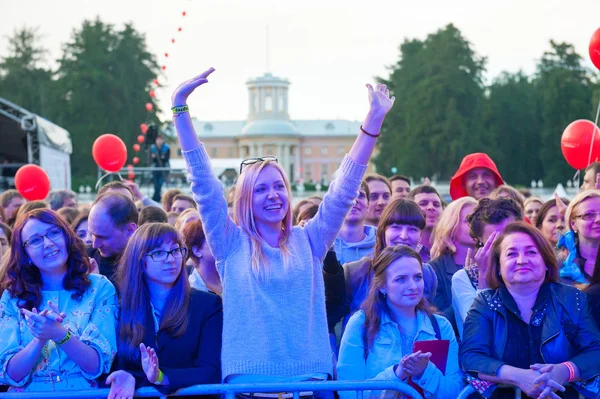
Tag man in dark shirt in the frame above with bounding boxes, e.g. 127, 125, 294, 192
151, 134, 171, 202
87, 192, 138, 284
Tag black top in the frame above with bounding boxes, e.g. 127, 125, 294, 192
585, 283, 600, 328
87, 247, 120, 285
114, 289, 223, 395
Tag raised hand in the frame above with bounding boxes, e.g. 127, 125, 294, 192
553, 192, 568, 217
172, 67, 215, 106
366, 83, 395, 117
106, 370, 136, 399
140, 343, 161, 384
474, 231, 500, 289
89, 257, 100, 274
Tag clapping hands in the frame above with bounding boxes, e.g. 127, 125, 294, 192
395, 350, 432, 381
21, 300, 68, 342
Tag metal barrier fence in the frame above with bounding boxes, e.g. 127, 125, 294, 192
458, 383, 586, 399
0, 380, 424, 399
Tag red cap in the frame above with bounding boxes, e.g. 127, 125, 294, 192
449, 153, 504, 200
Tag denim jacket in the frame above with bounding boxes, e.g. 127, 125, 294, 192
337, 310, 464, 399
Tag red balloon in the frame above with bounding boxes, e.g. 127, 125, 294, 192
127, 164, 134, 170
590, 28, 600, 70
15, 164, 51, 201
133, 157, 140, 165
164, 52, 169, 58
162, 65, 167, 71
137, 135, 145, 144
561, 119, 600, 170
133, 144, 141, 152
128, 172, 135, 180
153, 79, 159, 85
145, 103, 153, 112
149, 90, 156, 98
182, 11, 186, 16
92, 134, 127, 173
140, 123, 148, 134
178, 27, 182, 32
171, 38, 175, 44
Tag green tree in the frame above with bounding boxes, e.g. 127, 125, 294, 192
484, 72, 542, 185
375, 24, 489, 180
535, 41, 599, 185
0, 27, 54, 115
53, 18, 160, 178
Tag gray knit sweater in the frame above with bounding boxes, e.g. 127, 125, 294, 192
183, 145, 367, 380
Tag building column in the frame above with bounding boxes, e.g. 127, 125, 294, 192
295, 145, 301, 181
282, 143, 290, 177
276, 143, 282, 164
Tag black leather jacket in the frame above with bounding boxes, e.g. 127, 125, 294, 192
460, 282, 600, 381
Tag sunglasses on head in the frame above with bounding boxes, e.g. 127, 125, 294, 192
239, 156, 278, 174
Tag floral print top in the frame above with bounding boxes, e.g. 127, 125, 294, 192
0, 274, 118, 389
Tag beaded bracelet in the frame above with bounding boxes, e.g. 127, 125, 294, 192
360, 125, 380, 138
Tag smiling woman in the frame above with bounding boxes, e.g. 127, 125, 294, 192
460, 222, 600, 399
337, 245, 463, 399
171, 67, 394, 387
0, 208, 118, 393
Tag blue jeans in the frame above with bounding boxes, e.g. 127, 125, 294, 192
153, 171, 165, 202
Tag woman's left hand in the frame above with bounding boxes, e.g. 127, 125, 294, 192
366, 83, 395, 117
140, 343, 161, 384
402, 350, 431, 378
22, 307, 67, 342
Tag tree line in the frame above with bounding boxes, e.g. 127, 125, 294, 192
376, 24, 600, 187
1, 20, 598, 186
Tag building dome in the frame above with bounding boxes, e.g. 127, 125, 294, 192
241, 119, 298, 136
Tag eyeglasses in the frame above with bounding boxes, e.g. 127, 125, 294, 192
240, 156, 278, 174
145, 247, 188, 262
24, 226, 63, 248
573, 211, 600, 222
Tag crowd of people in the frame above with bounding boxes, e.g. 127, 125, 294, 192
0, 68, 599, 399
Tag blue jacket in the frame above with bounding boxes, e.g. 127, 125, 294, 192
337, 310, 464, 399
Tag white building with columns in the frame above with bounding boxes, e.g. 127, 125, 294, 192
169, 72, 374, 184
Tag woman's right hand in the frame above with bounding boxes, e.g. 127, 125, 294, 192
516, 368, 564, 399
474, 231, 499, 288
106, 370, 136, 399
172, 67, 215, 106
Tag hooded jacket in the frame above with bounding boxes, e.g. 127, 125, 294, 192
334, 225, 377, 265
449, 153, 504, 200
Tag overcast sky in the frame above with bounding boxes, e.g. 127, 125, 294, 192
1, 0, 599, 122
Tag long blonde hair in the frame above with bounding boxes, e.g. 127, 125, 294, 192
234, 160, 294, 276
430, 197, 477, 258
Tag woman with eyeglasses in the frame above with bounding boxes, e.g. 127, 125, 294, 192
106, 223, 222, 399
171, 67, 394, 386
0, 208, 118, 393
560, 190, 600, 287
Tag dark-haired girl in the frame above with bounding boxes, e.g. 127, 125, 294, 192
0, 209, 118, 392
106, 223, 222, 398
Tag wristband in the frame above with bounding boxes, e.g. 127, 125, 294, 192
360, 125, 380, 138
155, 369, 164, 385
171, 105, 189, 114
56, 330, 72, 345
562, 362, 575, 382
